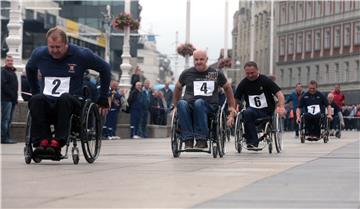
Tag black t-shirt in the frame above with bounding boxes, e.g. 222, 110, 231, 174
178, 67, 227, 104
298, 91, 328, 114
234, 74, 281, 114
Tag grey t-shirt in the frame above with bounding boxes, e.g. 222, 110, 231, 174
178, 67, 227, 104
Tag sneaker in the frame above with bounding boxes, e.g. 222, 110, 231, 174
184, 140, 194, 149
247, 144, 261, 151
133, 135, 141, 139
1, 139, 17, 144
195, 140, 208, 149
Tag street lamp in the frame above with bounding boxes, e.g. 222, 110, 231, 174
119, 0, 132, 90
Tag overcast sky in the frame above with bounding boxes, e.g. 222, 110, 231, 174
139, 0, 240, 65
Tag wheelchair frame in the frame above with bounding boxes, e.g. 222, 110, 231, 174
299, 113, 329, 143
24, 98, 102, 164
170, 105, 226, 158
234, 110, 283, 154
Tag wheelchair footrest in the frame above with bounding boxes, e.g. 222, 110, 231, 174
33, 153, 64, 161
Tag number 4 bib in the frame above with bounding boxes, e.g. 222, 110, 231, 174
193, 80, 214, 96
249, 93, 268, 109
43, 77, 70, 97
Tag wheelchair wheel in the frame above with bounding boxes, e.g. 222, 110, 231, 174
80, 100, 102, 163
24, 112, 40, 164
212, 142, 218, 158
218, 110, 226, 157
234, 112, 243, 153
273, 113, 283, 153
72, 147, 80, 164
170, 110, 181, 158
300, 117, 305, 143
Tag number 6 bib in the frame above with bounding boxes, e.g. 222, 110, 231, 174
249, 93, 268, 109
43, 77, 70, 97
193, 80, 214, 96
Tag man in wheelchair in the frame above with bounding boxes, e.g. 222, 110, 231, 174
26, 27, 110, 159
173, 49, 236, 149
234, 61, 286, 151
296, 80, 332, 141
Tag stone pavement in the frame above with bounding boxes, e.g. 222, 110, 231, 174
1, 132, 359, 209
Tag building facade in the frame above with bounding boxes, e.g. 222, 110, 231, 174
275, 1, 360, 104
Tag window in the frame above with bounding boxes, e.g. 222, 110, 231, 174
355, 23, 360, 45
334, 1, 341, 13
357, 60, 360, 81
280, 4, 286, 24
296, 33, 303, 53
325, 64, 329, 81
315, 30, 321, 50
344, 1, 351, 12
289, 2, 295, 23
315, 65, 320, 82
344, 25, 351, 46
288, 35, 294, 54
334, 27, 341, 48
306, 66, 311, 83
280, 37, 285, 56
306, 1, 312, 19
297, 2, 304, 20
344, 62, 349, 81
324, 1, 331, 16
280, 69, 284, 86
289, 68, 293, 87
315, 1, 321, 17
335, 63, 340, 81
297, 67, 302, 83
324, 28, 331, 49
306, 32, 312, 52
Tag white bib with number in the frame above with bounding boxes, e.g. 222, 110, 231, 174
249, 93, 268, 109
43, 77, 70, 97
193, 80, 214, 96
307, 104, 320, 115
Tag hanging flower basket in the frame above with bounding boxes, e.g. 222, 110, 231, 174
176, 43, 196, 57
218, 58, 232, 69
112, 13, 140, 31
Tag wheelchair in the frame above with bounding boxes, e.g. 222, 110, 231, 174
170, 105, 226, 158
24, 96, 102, 164
234, 110, 283, 154
220, 99, 231, 143
299, 113, 329, 143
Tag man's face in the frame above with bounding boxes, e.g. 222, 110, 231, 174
5, 57, 14, 68
335, 84, 340, 92
308, 84, 317, 94
144, 81, 150, 88
296, 84, 302, 93
47, 37, 68, 59
244, 66, 259, 81
193, 52, 208, 72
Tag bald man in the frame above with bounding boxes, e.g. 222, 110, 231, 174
173, 49, 236, 149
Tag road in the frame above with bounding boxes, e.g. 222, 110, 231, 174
1, 131, 359, 209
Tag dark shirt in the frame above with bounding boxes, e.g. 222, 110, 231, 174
127, 89, 142, 110
1, 66, 18, 103
235, 74, 281, 114
161, 87, 173, 108
107, 89, 122, 111
298, 91, 328, 114
178, 67, 227, 105
131, 74, 140, 90
25, 44, 111, 99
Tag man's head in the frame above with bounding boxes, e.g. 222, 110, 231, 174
164, 80, 171, 88
135, 81, 142, 90
295, 83, 303, 94
144, 79, 151, 89
134, 66, 141, 75
110, 80, 119, 90
243, 61, 260, 81
4, 55, 14, 68
308, 80, 318, 94
334, 84, 341, 93
193, 49, 208, 72
46, 27, 69, 60
327, 93, 334, 103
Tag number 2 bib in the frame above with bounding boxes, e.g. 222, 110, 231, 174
249, 93, 268, 109
193, 80, 214, 96
307, 104, 320, 115
43, 77, 70, 97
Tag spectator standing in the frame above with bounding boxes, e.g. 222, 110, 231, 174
331, 84, 345, 127
150, 91, 167, 125
286, 83, 304, 137
103, 80, 122, 139
1, 55, 18, 144
127, 81, 143, 138
138, 79, 152, 138
160, 80, 173, 124
130, 66, 141, 91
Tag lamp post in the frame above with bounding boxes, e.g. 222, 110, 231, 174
119, 0, 132, 90
184, 0, 191, 69
6, 0, 24, 101
104, 5, 111, 63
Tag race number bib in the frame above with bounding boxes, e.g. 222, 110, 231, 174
249, 93, 268, 109
43, 77, 70, 97
307, 104, 320, 115
193, 80, 214, 96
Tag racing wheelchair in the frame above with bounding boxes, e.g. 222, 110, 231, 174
299, 113, 329, 143
234, 110, 283, 154
170, 105, 227, 158
24, 96, 102, 164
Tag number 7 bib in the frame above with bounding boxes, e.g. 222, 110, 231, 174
43, 77, 70, 97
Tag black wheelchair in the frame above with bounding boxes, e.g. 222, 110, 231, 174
24, 97, 102, 164
220, 99, 231, 143
299, 113, 329, 143
170, 106, 227, 158
234, 110, 283, 154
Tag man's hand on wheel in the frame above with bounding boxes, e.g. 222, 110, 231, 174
96, 96, 109, 116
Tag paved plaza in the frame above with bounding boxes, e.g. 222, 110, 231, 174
1, 132, 359, 209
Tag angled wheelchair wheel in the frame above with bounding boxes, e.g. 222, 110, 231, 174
80, 100, 102, 163
273, 113, 283, 153
300, 117, 305, 143
212, 142, 218, 158
23, 112, 40, 164
234, 112, 243, 153
170, 110, 181, 158
218, 110, 226, 157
